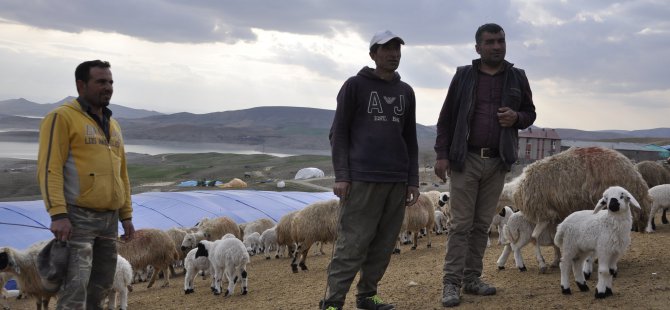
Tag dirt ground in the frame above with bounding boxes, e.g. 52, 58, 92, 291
6, 218, 670, 310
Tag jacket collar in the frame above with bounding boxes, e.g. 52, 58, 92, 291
471, 59, 514, 74
75, 97, 113, 119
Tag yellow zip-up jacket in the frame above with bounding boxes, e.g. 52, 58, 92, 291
37, 99, 132, 220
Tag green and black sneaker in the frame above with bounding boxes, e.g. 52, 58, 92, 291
356, 294, 395, 310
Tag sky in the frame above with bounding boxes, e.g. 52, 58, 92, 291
0, 0, 668, 131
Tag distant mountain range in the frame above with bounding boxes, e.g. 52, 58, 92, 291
1, 98, 668, 153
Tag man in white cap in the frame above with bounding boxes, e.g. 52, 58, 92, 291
322, 30, 419, 310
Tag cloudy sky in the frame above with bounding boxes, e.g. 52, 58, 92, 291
0, 0, 668, 130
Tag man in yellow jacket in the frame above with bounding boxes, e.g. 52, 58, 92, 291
37, 60, 135, 309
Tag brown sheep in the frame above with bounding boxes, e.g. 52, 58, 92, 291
181, 217, 241, 251
275, 211, 298, 259
290, 199, 340, 273
514, 147, 652, 239
635, 160, 670, 227
397, 195, 436, 252
240, 218, 275, 240
165, 227, 188, 276
117, 229, 179, 289
0, 240, 54, 310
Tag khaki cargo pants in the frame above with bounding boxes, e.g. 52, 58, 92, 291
324, 181, 407, 306
58, 205, 118, 310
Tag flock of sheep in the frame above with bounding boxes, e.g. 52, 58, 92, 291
1, 146, 670, 309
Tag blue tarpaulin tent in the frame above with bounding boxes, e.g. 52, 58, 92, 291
1, 190, 336, 290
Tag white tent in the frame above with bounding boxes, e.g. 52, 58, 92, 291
294, 167, 325, 180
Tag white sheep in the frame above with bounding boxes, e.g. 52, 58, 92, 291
195, 236, 250, 296
645, 184, 670, 233
105, 255, 133, 310
242, 232, 262, 256
488, 206, 514, 247
0, 240, 54, 310
183, 247, 214, 294
259, 226, 281, 260
434, 210, 448, 235
554, 186, 640, 298
437, 191, 452, 233
496, 211, 560, 273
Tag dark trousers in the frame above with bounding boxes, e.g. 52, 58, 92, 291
443, 153, 506, 286
58, 205, 118, 310
324, 182, 407, 306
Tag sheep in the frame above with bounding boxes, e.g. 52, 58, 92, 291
105, 255, 133, 310
1, 272, 15, 310
646, 184, 670, 233
434, 210, 448, 235
496, 211, 560, 273
133, 265, 153, 284
165, 227, 189, 276
513, 147, 651, 240
554, 186, 640, 298
276, 211, 298, 259
240, 218, 275, 240
242, 232, 262, 256
183, 247, 214, 294
290, 199, 340, 273
0, 240, 54, 310
437, 191, 452, 233
117, 228, 179, 289
636, 161, 670, 229
181, 217, 241, 252
401, 194, 435, 251
195, 236, 250, 296
422, 190, 442, 210
260, 226, 280, 260
488, 206, 514, 247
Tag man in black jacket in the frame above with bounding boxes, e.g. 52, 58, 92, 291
434, 23, 536, 307
322, 30, 420, 310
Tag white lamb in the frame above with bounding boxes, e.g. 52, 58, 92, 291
195, 234, 250, 296
242, 232, 262, 256
554, 186, 640, 298
183, 247, 214, 294
259, 226, 282, 259
496, 211, 560, 273
105, 255, 133, 310
488, 206, 514, 247
645, 184, 670, 233
434, 210, 448, 235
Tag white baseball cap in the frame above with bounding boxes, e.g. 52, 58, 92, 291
369, 30, 405, 48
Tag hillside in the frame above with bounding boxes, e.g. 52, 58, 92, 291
0, 97, 162, 119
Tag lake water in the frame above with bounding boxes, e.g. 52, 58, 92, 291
0, 140, 312, 160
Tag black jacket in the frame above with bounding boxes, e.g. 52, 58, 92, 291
434, 60, 536, 171
330, 67, 419, 186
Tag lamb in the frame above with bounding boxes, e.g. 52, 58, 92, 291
645, 184, 670, 233
434, 210, 448, 235
259, 226, 280, 259
242, 232, 263, 255
437, 191, 452, 233
514, 147, 651, 240
488, 206, 514, 247
183, 247, 214, 294
195, 235, 250, 296
117, 228, 179, 289
181, 216, 241, 251
496, 211, 560, 273
635, 161, 670, 229
240, 218, 275, 240
554, 186, 640, 298
0, 240, 55, 310
290, 199, 340, 273
105, 255, 133, 310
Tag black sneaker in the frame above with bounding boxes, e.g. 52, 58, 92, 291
319, 299, 343, 310
356, 295, 395, 310
462, 278, 496, 296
